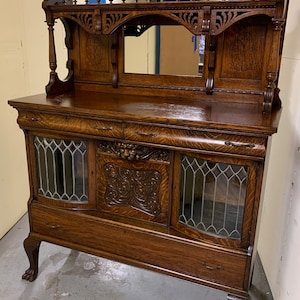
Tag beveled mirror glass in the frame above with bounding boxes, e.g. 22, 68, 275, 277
124, 25, 205, 77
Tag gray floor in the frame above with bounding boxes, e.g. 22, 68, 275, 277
0, 214, 272, 300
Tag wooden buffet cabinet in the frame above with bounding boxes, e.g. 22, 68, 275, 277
9, 0, 288, 299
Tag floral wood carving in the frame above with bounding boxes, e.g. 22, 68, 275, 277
103, 163, 162, 216
97, 141, 170, 162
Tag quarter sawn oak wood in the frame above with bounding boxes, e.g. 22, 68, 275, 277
8, 1, 288, 299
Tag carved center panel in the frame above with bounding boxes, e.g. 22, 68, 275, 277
96, 140, 170, 223
103, 163, 162, 216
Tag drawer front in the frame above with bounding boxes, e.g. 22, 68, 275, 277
124, 124, 266, 158
18, 111, 265, 158
30, 204, 248, 292
18, 111, 123, 139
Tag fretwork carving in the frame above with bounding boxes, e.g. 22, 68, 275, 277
68, 13, 94, 33
103, 163, 162, 216
211, 9, 275, 35
211, 10, 249, 35
45, 4, 278, 38
97, 141, 170, 162
103, 13, 129, 34
171, 11, 202, 34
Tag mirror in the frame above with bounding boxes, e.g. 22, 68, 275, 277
124, 25, 205, 77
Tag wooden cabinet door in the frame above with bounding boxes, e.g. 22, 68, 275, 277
172, 152, 262, 249
96, 140, 171, 225
30, 133, 96, 209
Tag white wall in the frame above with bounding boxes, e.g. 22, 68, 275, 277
257, 0, 300, 299
0, 0, 48, 238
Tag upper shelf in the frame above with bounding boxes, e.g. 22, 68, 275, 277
43, 0, 286, 35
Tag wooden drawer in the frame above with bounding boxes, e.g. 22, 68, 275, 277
30, 204, 248, 293
124, 124, 266, 158
17, 111, 123, 139
18, 111, 265, 158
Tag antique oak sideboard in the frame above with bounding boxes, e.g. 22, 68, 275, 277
9, 0, 288, 299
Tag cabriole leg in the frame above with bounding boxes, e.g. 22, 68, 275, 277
22, 235, 41, 282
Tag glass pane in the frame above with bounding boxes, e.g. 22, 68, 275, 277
34, 137, 88, 203
179, 155, 248, 240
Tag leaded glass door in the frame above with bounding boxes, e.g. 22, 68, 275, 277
32, 134, 96, 209
172, 152, 258, 248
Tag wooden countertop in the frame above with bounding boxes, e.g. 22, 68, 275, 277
8, 91, 281, 136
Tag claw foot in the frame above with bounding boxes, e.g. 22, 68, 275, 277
22, 235, 41, 281
22, 268, 38, 282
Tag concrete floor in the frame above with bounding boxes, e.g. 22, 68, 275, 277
0, 214, 272, 300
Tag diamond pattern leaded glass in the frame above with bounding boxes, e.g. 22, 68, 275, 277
34, 137, 88, 202
179, 155, 248, 240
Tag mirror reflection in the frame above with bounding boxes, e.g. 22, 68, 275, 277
124, 25, 205, 77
